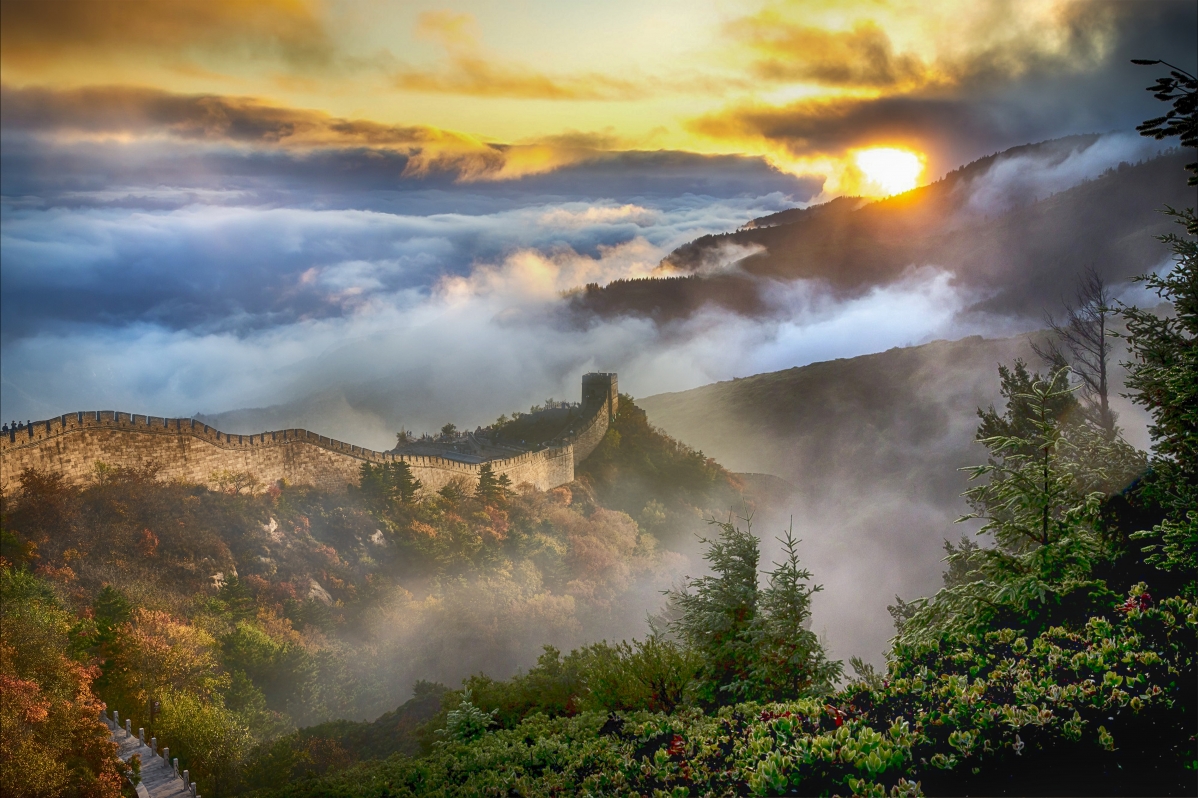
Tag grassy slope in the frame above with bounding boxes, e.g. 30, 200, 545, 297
638, 336, 1034, 505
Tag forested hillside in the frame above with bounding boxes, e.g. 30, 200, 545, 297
640, 334, 1047, 662
0, 397, 760, 795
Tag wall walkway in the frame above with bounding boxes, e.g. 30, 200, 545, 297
103, 711, 193, 798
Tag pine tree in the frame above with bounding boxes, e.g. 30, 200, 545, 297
218, 575, 256, 622
896, 369, 1131, 645
359, 460, 422, 506
976, 360, 1079, 452
91, 584, 132, 670
358, 461, 387, 503
476, 463, 503, 505
389, 460, 423, 504
743, 524, 842, 700
1122, 213, 1198, 579
967, 368, 1093, 552
93, 584, 131, 638
667, 516, 760, 706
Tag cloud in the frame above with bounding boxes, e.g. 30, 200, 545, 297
957, 132, 1165, 216
0, 83, 821, 203
726, 0, 1117, 91
0, 83, 611, 183
391, 10, 646, 101
0, 84, 811, 187
0, 190, 804, 340
0, 0, 332, 71
728, 16, 931, 89
0, 83, 488, 149
694, 0, 1196, 185
538, 204, 659, 228
690, 94, 984, 158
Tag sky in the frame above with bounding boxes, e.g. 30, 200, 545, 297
2, 0, 1194, 435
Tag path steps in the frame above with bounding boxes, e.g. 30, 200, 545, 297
102, 711, 194, 798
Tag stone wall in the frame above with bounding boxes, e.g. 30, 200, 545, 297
567, 373, 618, 466
0, 374, 612, 496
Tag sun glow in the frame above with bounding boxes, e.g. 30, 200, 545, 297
854, 147, 925, 196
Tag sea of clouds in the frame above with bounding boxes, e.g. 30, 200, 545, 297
1, 130, 1168, 440
1, 196, 1006, 447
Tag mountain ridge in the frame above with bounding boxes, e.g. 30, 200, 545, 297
571, 138, 1189, 323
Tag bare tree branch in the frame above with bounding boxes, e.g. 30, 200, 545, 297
1031, 266, 1117, 435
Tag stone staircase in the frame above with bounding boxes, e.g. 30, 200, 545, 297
102, 710, 195, 798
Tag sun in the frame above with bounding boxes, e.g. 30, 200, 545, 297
854, 148, 925, 196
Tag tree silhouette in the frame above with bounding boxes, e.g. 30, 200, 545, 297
1032, 268, 1118, 435
1132, 59, 1197, 184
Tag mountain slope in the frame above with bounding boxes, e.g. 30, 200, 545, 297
573, 141, 1190, 322
636, 334, 1149, 664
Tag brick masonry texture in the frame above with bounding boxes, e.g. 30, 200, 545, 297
1, 374, 618, 496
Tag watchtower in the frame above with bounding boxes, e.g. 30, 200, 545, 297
581, 373, 619, 421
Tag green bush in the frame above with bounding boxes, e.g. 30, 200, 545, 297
244, 587, 1197, 798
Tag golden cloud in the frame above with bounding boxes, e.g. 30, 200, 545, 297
0, 0, 332, 69
395, 58, 647, 101
393, 10, 646, 101
0, 83, 624, 182
2, 84, 460, 146
728, 14, 932, 89
724, 0, 1119, 92
691, 0, 1126, 191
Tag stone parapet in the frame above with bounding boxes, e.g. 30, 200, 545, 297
0, 374, 613, 495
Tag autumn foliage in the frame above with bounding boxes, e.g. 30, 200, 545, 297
0, 567, 126, 798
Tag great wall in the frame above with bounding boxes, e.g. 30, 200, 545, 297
1, 373, 618, 496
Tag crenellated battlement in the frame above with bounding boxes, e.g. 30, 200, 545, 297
1, 373, 615, 495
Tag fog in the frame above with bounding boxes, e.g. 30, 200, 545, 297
640, 332, 1155, 668
959, 132, 1168, 216
2, 194, 1002, 442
